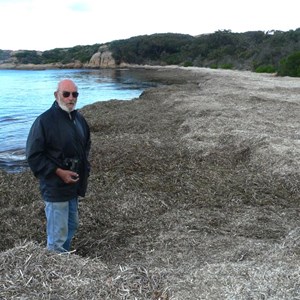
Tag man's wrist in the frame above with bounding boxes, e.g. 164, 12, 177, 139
55, 167, 63, 176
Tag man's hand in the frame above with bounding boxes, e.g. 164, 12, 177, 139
55, 168, 79, 184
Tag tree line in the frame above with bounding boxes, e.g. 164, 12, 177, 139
1, 29, 300, 77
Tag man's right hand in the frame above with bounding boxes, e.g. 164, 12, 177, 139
55, 168, 79, 184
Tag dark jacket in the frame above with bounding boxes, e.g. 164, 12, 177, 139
26, 101, 91, 201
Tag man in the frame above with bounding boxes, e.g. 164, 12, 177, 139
26, 79, 91, 253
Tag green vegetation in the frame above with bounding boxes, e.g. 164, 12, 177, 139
109, 33, 194, 65
1, 29, 300, 76
42, 44, 100, 64
14, 50, 43, 64
109, 29, 300, 76
3, 44, 101, 65
278, 51, 300, 77
255, 65, 277, 73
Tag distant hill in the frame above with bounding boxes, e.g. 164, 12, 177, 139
1, 29, 300, 76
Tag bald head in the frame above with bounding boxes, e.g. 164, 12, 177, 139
57, 79, 78, 91
54, 79, 79, 112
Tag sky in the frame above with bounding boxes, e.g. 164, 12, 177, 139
0, 0, 299, 51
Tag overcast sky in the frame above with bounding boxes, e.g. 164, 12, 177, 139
0, 0, 299, 51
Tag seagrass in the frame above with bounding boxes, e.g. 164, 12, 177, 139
1, 66, 300, 299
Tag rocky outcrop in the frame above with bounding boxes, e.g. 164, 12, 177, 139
88, 44, 116, 68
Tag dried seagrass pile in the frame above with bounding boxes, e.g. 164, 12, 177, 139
1, 67, 300, 299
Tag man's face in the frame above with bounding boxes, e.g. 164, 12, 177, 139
55, 80, 79, 112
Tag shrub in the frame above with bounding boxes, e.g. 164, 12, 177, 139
183, 61, 193, 67
210, 63, 218, 69
220, 63, 233, 70
278, 51, 300, 77
255, 65, 277, 73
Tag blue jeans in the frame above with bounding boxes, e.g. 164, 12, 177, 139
44, 198, 79, 253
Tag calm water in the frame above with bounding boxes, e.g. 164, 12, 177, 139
0, 68, 157, 172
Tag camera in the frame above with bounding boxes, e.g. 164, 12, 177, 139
63, 158, 80, 173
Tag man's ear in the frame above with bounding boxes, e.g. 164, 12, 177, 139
54, 91, 58, 99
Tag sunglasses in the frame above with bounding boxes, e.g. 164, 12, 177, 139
61, 91, 79, 98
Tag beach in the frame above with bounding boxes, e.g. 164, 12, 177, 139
1, 66, 300, 299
